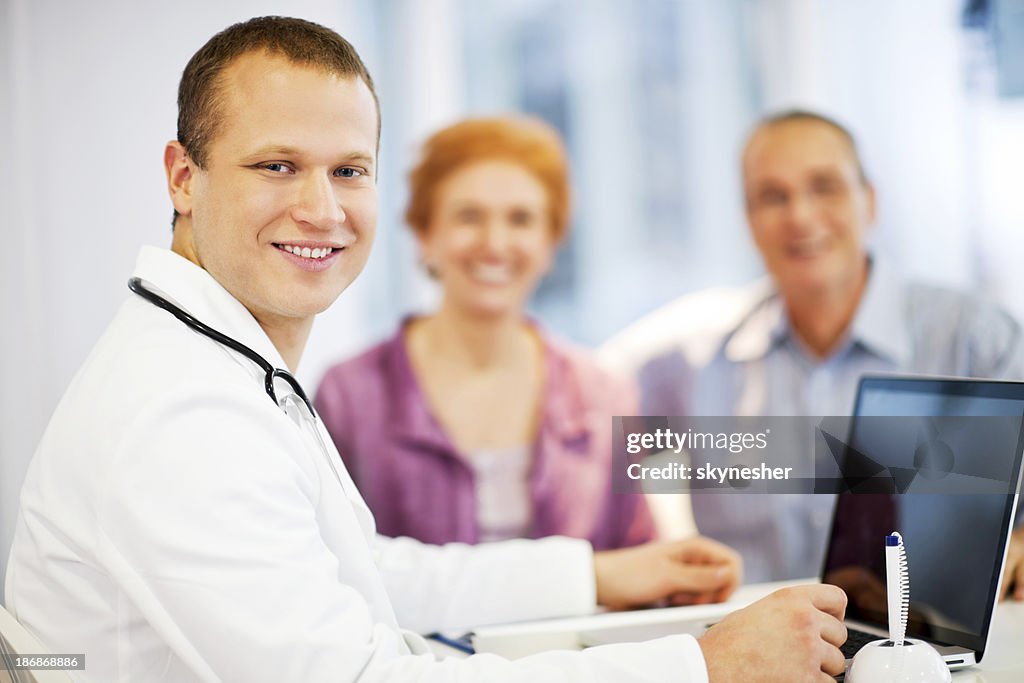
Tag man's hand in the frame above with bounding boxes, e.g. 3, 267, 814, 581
999, 527, 1024, 601
593, 536, 741, 610
699, 584, 848, 683
824, 566, 886, 616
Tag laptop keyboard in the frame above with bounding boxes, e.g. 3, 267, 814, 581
841, 627, 883, 659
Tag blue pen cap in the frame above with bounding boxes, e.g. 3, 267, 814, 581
885, 534, 900, 546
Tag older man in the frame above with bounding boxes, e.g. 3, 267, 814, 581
603, 110, 1024, 583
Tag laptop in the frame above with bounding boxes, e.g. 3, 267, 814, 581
580, 376, 1024, 674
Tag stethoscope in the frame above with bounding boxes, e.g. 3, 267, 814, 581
128, 277, 370, 512
128, 277, 317, 416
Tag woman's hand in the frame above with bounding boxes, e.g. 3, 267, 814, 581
593, 536, 742, 610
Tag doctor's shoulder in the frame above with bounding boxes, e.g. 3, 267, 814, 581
24, 292, 324, 538
89, 295, 270, 405
62, 295, 312, 471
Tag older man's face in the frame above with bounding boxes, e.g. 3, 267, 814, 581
172, 50, 379, 331
742, 120, 875, 299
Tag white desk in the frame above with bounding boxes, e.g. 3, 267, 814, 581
427, 580, 1024, 681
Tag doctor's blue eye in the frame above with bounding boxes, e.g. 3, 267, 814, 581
335, 167, 363, 178
260, 163, 292, 173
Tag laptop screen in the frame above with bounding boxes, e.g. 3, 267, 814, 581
821, 377, 1024, 657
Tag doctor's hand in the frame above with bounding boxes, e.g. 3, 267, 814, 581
999, 526, 1024, 601
593, 536, 741, 610
699, 584, 848, 683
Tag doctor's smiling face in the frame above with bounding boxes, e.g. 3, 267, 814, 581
165, 49, 378, 359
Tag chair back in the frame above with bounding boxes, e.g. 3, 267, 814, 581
0, 604, 73, 683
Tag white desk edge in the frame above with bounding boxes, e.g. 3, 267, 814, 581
426, 579, 1024, 682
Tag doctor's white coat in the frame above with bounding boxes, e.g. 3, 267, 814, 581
6, 247, 706, 682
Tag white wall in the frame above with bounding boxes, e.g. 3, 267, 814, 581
750, 0, 974, 287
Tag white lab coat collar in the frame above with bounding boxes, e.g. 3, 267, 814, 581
132, 246, 291, 375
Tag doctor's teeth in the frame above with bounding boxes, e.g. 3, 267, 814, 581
280, 245, 334, 259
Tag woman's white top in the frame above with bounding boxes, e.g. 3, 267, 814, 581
468, 445, 533, 541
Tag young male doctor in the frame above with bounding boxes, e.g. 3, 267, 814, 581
5, 16, 848, 683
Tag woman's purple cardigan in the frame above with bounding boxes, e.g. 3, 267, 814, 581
314, 323, 655, 550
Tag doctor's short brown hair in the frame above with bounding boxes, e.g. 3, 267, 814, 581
177, 15, 378, 168
405, 117, 572, 241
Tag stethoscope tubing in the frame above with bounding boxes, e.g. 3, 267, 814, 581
127, 277, 317, 416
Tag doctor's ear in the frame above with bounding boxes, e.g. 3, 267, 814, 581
165, 141, 196, 218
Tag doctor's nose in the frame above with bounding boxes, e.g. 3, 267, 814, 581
292, 173, 346, 230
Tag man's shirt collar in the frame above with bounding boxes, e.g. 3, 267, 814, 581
848, 258, 911, 365
724, 258, 911, 366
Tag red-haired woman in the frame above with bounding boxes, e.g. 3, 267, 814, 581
315, 117, 653, 550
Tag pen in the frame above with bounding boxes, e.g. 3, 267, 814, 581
428, 632, 476, 655
886, 532, 909, 646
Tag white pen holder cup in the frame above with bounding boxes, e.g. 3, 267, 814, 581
846, 639, 952, 683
